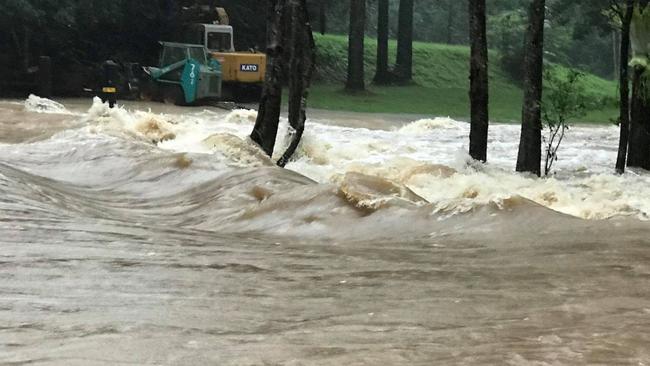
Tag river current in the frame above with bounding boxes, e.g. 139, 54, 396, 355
0, 96, 649, 365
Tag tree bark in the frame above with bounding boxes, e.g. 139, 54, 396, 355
469, 0, 489, 163
447, 0, 455, 45
395, 0, 414, 82
613, 31, 620, 80
516, 0, 545, 176
277, 0, 316, 167
251, 0, 286, 156
373, 0, 390, 84
616, 0, 634, 174
319, 0, 327, 35
346, 0, 366, 91
23, 25, 31, 72
627, 66, 650, 169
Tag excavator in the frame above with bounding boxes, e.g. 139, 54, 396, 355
179, 5, 266, 100
125, 5, 266, 105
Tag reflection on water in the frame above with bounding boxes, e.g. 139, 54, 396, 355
0, 96, 649, 365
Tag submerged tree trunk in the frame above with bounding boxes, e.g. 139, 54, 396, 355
250, 0, 286, 156
627, 67, 650, 169
395, 0, 414, 82
346, 0, 366, 91
516, 0, 545, 176
616, 0, 634, 174
627, 2, 650, 170
469, 0, 489, 162
277, 0, 316, 167
251, 0, 315, 164
373, 0, 390, 84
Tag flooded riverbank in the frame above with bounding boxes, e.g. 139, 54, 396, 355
1, 96, 649, 365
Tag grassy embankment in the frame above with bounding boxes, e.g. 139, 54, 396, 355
309, 33, 618, 124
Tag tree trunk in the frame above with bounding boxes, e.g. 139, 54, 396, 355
613, 31, 620, 80
23, 25, 31, 72
373, 0, 390, 84
319, 0, 327, 35
346, 0, 366, 91
516, 0, 545, 176
250, 0, 286, 156
447, 0, 455, 45
627, 1, 650, 170
616, 0, 634, 174
277, 0, 316, 167
627, 66, 650, 169
395, 0, 414, 82
469, 0, 489, 163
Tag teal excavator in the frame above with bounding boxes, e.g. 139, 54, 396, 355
143, 42, 222, 105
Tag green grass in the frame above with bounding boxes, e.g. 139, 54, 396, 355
309, 33, 618, 124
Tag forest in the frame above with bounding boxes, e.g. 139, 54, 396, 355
0, 1, 620, 92
248, 0, 647, 177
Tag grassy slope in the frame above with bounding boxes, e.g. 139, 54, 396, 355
310, 33, 618, 123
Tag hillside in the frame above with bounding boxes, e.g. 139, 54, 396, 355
309, 34, 618, 123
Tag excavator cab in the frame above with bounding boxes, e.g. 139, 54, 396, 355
184, 23, 265, 87
185, 23, 235, 52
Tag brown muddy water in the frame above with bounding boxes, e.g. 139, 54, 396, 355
0, 96, 649, 365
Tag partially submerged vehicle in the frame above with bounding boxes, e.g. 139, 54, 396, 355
143, 42, 222, 105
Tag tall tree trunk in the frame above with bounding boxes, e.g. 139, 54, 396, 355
446, 0, 455, 44
516, 0, 545, 176
373, 0, 390, 84
277, 0, 316, 167
627, 66, 650, 169
613, 31, 620, 80
469, 0, 489, 162
319, 0, 327, 35
616, 0, 634, 174
395, 0, 414, 82
346, 0, 366, 91
627, 2, 650, 169
251, 0, 286, 156
23, 26, 31, 72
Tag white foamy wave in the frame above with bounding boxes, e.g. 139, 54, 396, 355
24, 94, 71, 115
398, 117, 466, 134
404, 166, 649, 220
225, 109, 258, 124
74, 99, 650, 221
85, 97, 176, 144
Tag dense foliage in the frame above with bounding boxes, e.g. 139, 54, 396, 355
315, 0, 619, 80
0, 0, 625, 96
0, 0, 265, 95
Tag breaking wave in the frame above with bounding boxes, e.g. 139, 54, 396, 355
1, 96, 649, 242
24, 94, 73, 115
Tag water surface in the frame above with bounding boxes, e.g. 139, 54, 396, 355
1, 96, 649, 365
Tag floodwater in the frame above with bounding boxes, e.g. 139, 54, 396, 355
0, 96, 649, 365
